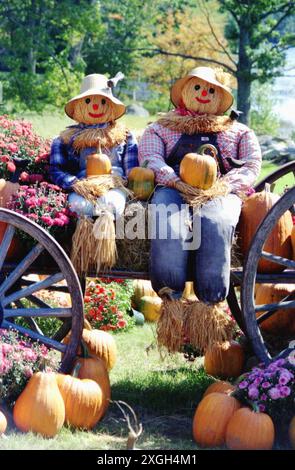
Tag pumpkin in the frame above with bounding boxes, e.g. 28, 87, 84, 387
132, 280, 159, 309
292, 225, 295, 260
289, 416, 295, 449
139, 295, 162, 322
0, 410, 7, 435
56, 370, 104, 429
128, 165, 155, 201
204, 341, 245, 378
180, 153, 217, 190
73, 343, 111, 416
255, 283, 295, 336
238, 190, 293, 273
226, 408, 275, 450
63, 328, 117, 370
192, 392, 241, 447
203, 381, 236, 398
13, 372, 65, 438
86, 143, 112, 177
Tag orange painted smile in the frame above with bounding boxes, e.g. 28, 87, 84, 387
196, 97, 211, 104
88, 112, 104, 118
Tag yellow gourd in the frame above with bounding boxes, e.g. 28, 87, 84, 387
139, 295, 162, 322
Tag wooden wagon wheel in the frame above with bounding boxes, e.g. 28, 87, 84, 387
227, 161, 295, 332
241, 187, 295, 364
0, 208, 84, 373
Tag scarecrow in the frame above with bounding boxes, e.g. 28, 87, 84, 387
139, 66, 262, 353
50, 73, 138, 273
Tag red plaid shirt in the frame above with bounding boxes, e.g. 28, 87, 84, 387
138, 120, 262, 194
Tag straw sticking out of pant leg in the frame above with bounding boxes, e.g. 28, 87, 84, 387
93, 210, 117, 272
71, 216, 94, 275
184, 300, 234, 353
156, 297, 186, 353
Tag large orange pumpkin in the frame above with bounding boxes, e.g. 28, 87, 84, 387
192, 392, 241, 447
13, 372, 65, 438
203, 381, 236, 398
226, 408, 275, 450
180, 153, 217, 190
128, 166, 155, 200
0, 410, 7, 435
238, 190, 293, 273
204, 341, 245, 379
56, 371, 104, 430
86, 147, 112, 176
255, 283, 295, 336
289, 416, 295, 449
73, 345, 110, 416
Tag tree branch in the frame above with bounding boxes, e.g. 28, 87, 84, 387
254, 5, 295, 45
218, 0, 240, 25
260, 2, 295, 20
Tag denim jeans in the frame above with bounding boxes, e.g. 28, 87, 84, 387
150, 186, 242, 303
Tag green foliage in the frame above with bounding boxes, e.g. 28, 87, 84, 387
250, 82, 280, 135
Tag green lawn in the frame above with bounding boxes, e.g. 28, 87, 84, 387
1, 325, 214, 450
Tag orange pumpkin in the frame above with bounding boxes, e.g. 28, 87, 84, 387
0, 410, 7, 435
180, 153, 217, 190
238, 190, 293, 273
289, 416, 295, 449
204, 341, 245, 378
128, 166, 155, 200
203, 381, 236, 398
226, 408, 275, 450
73, 344, 110, 416
255, 283, 295, 336
192, 392, 241, 447
86, 146, 112, 177
13, 372, 65, 438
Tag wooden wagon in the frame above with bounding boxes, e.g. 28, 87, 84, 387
0, 161, 294, 373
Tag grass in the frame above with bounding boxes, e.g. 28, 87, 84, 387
1, 324, 214, 450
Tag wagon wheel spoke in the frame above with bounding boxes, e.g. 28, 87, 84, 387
0, 225, 15, 270
12, 299, 44, 336
0, 243, 44, 296
257, 292, 295, 325
27, 294, 54, 309
2, 319, 66, 352
2, 272, 65, 306
52, 318, 72, 342
261, 251, 295, 270
4, 307, 72, 318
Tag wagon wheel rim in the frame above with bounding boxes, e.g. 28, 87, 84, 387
0, 208, 84, 373
241, 187, 295, 364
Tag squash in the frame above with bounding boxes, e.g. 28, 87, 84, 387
86, 142, 112, 177
226, 408, 275, 450
238, 190, 293, 273
292, 225, 295, 260
289, 416, 295, 449
192, 392, 241, 447
0, 410, 7, 435
56, 370, 104, 430
13, 372, 65, 438
128, 165, 155, 200
179, 152, 217, 190
132, 280, 159, 309
73, 343, 110, 416
63, 328, 117, 371
204, 341, 245, 378
139, 295, 162, 322
203, 381, 236, 398
255, 283, 295, 336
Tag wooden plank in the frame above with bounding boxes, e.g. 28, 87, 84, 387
3, 272, 64, 306
2, 319, 66, 352
0, 225, 15, 271
4, 307, 72, 318
0, 243, 44, 297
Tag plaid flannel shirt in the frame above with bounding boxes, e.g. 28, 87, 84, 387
50, 128, 138, 190
138, 120, 262, 194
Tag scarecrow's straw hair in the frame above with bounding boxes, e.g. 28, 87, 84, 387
184, 301, 234, 353
175, 179, 230, 209
73, 175, 130, 204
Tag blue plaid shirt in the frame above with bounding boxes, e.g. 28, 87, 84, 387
49, 123, 138, 190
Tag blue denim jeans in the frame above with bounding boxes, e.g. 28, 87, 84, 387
150, 187, 242, 303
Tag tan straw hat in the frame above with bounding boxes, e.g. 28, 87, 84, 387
65, 73, 126, 120
171, 66, 234, 113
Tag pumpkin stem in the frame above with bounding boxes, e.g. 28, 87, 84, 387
79, 340, 91, 359
72, 362, 82, 378
97, 140, 102, 154
142, 160, 149, 169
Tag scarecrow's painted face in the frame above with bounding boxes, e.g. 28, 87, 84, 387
72, 94, 115, 124
181, 77, 224, 115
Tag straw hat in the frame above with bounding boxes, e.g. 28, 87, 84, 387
65, 73, 126, 120
171, 66, 234, 114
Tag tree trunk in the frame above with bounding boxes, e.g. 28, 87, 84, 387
236, 24, 252, 125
